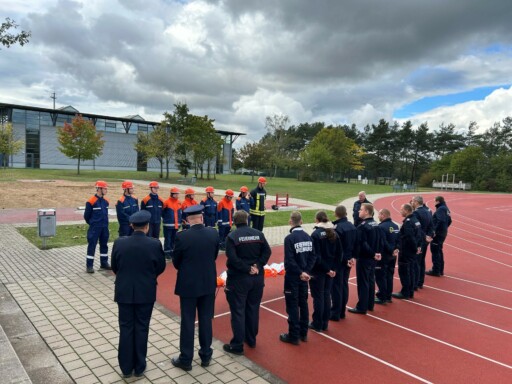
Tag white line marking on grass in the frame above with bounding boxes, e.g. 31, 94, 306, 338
260, 305, 433, 384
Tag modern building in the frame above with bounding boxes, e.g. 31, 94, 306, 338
0, 102, 243, 173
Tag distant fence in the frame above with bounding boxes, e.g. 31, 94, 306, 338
432, 181, 471, 190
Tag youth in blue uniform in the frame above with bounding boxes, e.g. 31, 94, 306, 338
140, 181, 164, 239
375, 209, 399, 304
393, 204, 422, 299
112, 210, 166, 378
309, 211, 339, 332
84, 180, 111, 273
116, 181, 139, 237
236, 186, 253, 226
411, 196, 434, 287
280, 211, 316, 345
223, 210, 271, 355
427, 196, 452, 276
200, 186, 218, 227
331, 205, 356, 320
171, 205, 219, 371
349, 203, 383, 314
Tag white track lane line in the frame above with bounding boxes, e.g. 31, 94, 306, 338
450, 226, 512, 247
446, 233, 511, 256
401, 300, 512, 335
383, 280, 512, 311
444, 275, 512, 293
451, 218, 512, 239
445, 242, 512, 267
260, 304, 433, 384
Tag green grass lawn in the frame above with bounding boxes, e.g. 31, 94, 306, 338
17, 209, 323, 250
0, 168, 411, 205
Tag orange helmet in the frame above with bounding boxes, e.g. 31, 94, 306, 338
225, 189, 234, 197
121, 181, 134, 189
240, 186, 249, 193
205, 186, 215, 193
149, 181, 159, 188
170, 187, 180, 194
95, 180, 108, 188
258, 177, 267, 183
185, 188, 195, 195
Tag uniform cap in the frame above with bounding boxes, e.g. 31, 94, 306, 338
129, 210, 151, 225
95, 180, 108, 188
240, 186, 249, 193
149, 181, 159, 188
122, 181, 134, 189
225, 189, 234, 197
184, 204, 203, 216
185, 188, 195, 195
205, 186, 215, 193
258, 177, 267, 183
170, 187, 180, 194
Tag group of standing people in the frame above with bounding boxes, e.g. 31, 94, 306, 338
83, 178, 270, 377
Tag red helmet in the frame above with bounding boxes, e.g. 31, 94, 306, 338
95, 180, 108, 188
240, 186, 249, 193
258, 177, 267, 183
205, 186, 215, 193
185, 188, 195, 195
149, 181, 159, 188
170, 187, 180, 194
225, 189, 234, 197
121, 181, 134, 189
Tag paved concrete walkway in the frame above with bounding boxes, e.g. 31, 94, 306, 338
0, 192, 398, 383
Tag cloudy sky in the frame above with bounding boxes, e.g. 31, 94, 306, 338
1, 0, 512, 145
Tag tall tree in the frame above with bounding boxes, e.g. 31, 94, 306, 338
186, 114, 221, 179
0, 122, 24, 168
1, 18, 31, 48
57, 115, 104, 175
264, 114, 290, 177
239, 142, 267, 182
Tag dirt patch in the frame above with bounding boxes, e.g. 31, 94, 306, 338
1, 180, 209, 209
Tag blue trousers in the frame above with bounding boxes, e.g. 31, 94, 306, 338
309, 273, 333, 330
355, 258, 376, 311
147, 223, 161, 239
204, 215, 217, 227
179, 295, 215, 365
375, 256, 396, 301
118, 223, 133, 237
331, 263, 351, 319
117, 302, 153, 376
218, 225, 231, 247
284, 276, 309, 340
398, 253, 414, 298
86, 226, 109, 268
225, 274, 264, 349
431, 234, 447, 274
163, 226, 178, 258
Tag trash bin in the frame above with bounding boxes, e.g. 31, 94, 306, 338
37, 209, 56, 248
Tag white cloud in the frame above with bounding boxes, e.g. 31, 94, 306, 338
404, 86, 512, 132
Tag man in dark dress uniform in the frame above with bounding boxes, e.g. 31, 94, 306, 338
392, 204, 422, 299
352, 191, 371, 227
171, 205, 219, 371
112, 210, 166, 378
223, 210, 272, 355
427, 196, 452, 277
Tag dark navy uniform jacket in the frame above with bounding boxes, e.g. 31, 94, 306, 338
172, 224, 219, 297
355, 217, 383, 259
141, 193, 164, 224
399, 214, 422, 257
116, 195, 139, 225
333, 218, 357, 262
283, 227, 316, 277
112, 232, 166, 303
200, 197, 218, 219
433, 202, 452, 236
311, 226, 341, 273
378, 218, 400, 260
353, 198, 371, 227
84, 194, 109, 227
413, 205, 434, 238
225, 224, 271, 280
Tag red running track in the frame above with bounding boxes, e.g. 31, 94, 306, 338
156, 192, 512, 383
